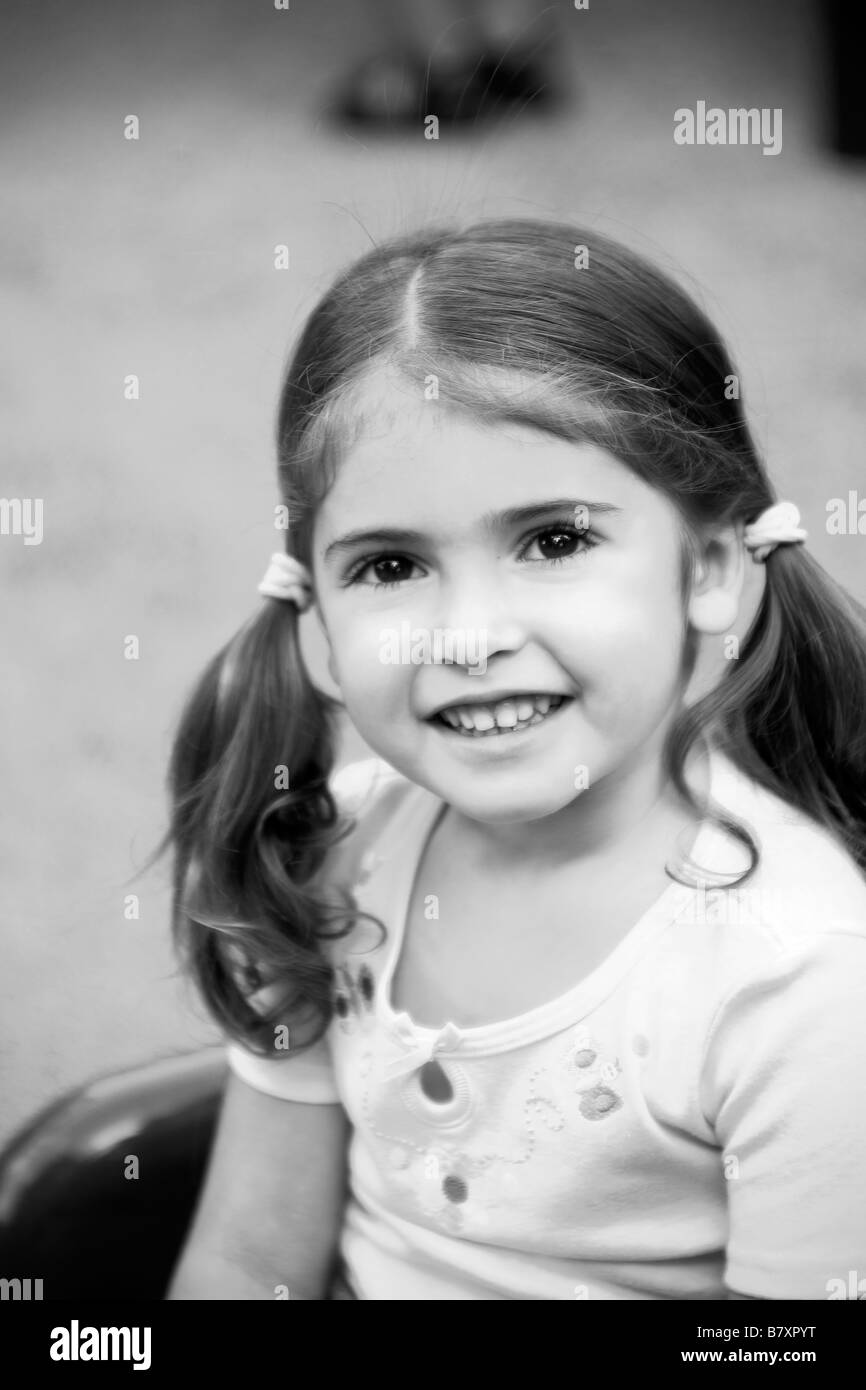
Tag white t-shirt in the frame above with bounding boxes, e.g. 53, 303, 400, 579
226, 747, 866, 1301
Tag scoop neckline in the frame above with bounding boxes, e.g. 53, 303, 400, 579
368, 746, 738, 1057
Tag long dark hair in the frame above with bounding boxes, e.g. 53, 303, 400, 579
152, 217, 866, 1054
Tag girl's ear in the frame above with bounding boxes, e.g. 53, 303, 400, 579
687, 525, 747, 635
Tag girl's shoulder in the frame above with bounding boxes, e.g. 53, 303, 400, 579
329, 754, 409, 812
325, 754, 426, 885
706, 748, 866, 946
329, 754, 419, 827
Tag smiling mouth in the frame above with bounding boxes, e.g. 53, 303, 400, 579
430, 693, 572, 737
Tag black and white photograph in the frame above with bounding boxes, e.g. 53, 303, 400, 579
1, 0, 865, 1346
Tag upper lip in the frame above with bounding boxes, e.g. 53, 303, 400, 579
427, 690, 571, 719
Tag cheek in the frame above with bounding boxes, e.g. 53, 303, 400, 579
333, 620, 410, 704
557, 570, 686, 697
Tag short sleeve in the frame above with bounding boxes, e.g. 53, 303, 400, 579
226, 1033, 341, 1104
700, 931, 866, 1299
330, 755, 396, 816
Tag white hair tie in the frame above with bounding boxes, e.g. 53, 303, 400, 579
743, 502, 808, 563
257, 552, 314, 610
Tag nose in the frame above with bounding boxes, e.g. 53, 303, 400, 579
433, 562, 527, 664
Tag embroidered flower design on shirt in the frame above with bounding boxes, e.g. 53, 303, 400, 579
332, 961, 378, 1032
527, 1027, 626, 1123
333, 982, 355, 1032
577, 1084, 623, 1121
418, 1148, 473, 1230
442, 1171, 469, 1204
524, 1095, 566, 1131
357, 962, 376, 1009
332, 964, 361, 1032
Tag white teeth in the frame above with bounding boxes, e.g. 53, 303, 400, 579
469, 706, 496, 731
435, 693, 566, 736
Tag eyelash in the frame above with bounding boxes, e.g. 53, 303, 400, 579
344, 520, 598, 591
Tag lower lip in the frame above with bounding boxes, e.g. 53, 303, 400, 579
429, 698, 572, 751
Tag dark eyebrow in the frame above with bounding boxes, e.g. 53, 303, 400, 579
321, 498, 623, 564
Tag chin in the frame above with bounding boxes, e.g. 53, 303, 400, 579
437, 777, 576, 824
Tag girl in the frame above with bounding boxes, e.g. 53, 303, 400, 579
163, 218, 866, 1301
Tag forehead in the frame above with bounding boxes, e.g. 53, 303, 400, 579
327, 368, 483, 459
323, 360, 610, 452
320, 369, 619, 488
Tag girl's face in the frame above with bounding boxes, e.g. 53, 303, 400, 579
311, 379, 694, 827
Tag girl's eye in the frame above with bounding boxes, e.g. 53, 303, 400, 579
344, 521, 597, 590
345, 555, 421, 590
519, 522, 597, 565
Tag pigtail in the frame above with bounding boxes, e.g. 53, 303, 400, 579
156, 591, 357, 1054
668, 543, 866, 879
730, 546, 866, 868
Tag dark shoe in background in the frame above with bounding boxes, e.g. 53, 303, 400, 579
333, 45, 556, 128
